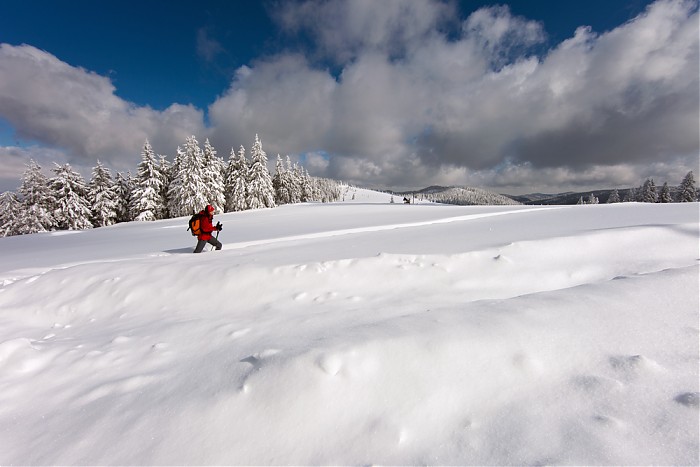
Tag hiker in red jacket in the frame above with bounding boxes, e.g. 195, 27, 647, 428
194, 204, 223, 253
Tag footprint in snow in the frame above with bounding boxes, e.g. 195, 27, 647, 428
674, 392, 699, 408
570, 374, 624, 394
592, 414, 626, 429
609, 354, 662, 379
238, 349, 281, 393
240, 349, 280, 368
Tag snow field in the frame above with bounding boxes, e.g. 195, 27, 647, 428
0, 194, 697, 464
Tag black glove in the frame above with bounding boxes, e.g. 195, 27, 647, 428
216, 222, 223, 231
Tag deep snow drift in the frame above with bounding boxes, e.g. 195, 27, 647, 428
0, 188, 698, 465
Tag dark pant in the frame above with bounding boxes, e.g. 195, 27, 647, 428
194, 237, 222, 253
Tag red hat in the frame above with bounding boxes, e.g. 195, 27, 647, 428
206, 205, 214, 213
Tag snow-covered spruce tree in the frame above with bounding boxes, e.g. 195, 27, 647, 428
224, 146, 249, 212
0, 191, 22, 237
17, 159, 55, 233
300, 168, 313, 202
50, 163, 93, 230
202, 138, 226, 212
273, 154, 290, 205
167, 149, 182, 215
131, 140, 166, 221
288, 158, 303, 204
587, 193, 599, 204
158, 154, 172, 218
246, 134, 276, 210
640, 178, 658, 203
659, 182, 673, 203
168, 136, 209, 217
114, 171, 135, 223
606, 188, 620, 204
88, 161, 118, 227
623, 187, 637, 203
678, 171, 697, 202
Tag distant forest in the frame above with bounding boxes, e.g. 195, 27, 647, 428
1, 135, 344, 237
396, 186, 520, 206
507, 172, 698, 205
394, 171, 698, 207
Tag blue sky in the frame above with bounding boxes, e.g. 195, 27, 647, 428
0, 0, 698, 194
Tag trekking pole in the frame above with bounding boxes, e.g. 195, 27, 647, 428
211, 230, 220, 251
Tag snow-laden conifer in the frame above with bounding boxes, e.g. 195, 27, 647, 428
246, 135, 276, 210
158, 154, 172, 218
17, 159, 55, 233
273, 155, 290, 205
659, 182, 673, 203
287, 157, 302, 204
606, 188, 620, 204
0, 191, 22, 237
678, 171, 697, 202
641, 179, 658, 203
88, 161, 118, 227
50, 163, 93, 230
300, 168, 313, 202
224, 146, 249, 212
131, 141, 166, 221
168, 136, 209, 217
114, 172, 135, 223
202, 139, 226, 212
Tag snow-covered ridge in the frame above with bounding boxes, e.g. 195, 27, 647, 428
0, 196, 697, 465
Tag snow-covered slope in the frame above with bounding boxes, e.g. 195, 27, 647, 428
0, 190, 697, 465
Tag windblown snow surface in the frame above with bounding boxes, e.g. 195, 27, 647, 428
0, 188, 698, 465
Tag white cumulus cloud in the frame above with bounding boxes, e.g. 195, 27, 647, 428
0, 43, 205, 172
208, 0, 698, 191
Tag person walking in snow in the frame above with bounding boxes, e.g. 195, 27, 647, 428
193, 204, 223, 253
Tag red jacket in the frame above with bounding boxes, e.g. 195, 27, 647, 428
197, 211, 217, 241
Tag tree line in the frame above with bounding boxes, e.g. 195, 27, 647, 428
0, 134, 343, 237
577, 171, 698, 204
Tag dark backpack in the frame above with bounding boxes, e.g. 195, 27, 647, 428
187, 212, 203, 236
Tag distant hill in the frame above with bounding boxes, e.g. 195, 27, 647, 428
510, 189, 616, 205
508, 189, 632, 205
507, 186, 690, 204
396, 186, 521, 206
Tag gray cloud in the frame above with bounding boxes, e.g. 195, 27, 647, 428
208, 54, 337, 158
272, 0, 456, 63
